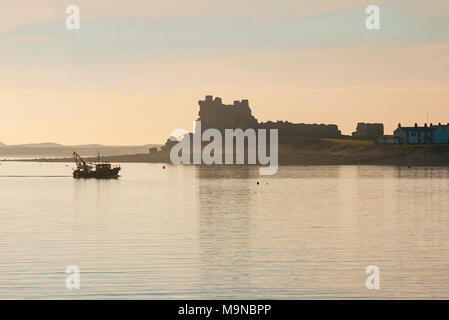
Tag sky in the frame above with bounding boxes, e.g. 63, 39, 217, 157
0, 0, 448, 145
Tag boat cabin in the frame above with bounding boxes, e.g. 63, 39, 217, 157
95, 163, 112, 172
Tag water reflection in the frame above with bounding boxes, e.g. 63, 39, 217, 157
2, 163, 449, 298
197, 168, 252, 296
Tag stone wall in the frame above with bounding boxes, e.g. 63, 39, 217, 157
197, 96, 341, 138
352, 122, 384, 137
198, 96, 258, 132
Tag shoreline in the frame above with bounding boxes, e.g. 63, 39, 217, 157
2, 138, 449, 167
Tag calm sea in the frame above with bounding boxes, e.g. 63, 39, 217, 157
1, 161, 449, 299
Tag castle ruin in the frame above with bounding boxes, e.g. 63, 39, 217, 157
197, 95, 341, 138
198, 96, 258, 132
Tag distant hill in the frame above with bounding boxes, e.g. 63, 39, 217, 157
0, 142, 161, 159
16, 142, 65, 148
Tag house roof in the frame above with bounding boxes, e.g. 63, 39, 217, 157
396, 127, 431, 133
435, 125, 449, 131
396, 124, 449, 133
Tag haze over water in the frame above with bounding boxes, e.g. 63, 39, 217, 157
1, 162, 449, 299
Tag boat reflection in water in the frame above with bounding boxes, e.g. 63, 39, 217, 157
72, 152, 121, 179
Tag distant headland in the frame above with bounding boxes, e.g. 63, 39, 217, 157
0, 143, 159, 159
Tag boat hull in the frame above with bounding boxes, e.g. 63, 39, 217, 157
73, 167, 121, 179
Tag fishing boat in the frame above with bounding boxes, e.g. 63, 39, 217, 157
72, 152, 121, 179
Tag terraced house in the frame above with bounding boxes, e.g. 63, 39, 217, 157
393, 123, 449, 144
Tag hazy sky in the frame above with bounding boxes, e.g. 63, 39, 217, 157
1, 0, 448, 145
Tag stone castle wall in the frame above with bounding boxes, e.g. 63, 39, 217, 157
352, 122, 384, 137
197, 96, 341, 138
198, 95, 258, 132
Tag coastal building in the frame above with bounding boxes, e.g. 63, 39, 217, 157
393, 123, 432, 144
392, 123, 449, 144
352, 122, 384, 138
375, 135, 399, 144
198, 96, 258, 133
432, 123, 449, 144
197, 96, 341, 138
258, 121, 341, 138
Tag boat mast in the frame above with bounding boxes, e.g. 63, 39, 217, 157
73, 152, 91, 170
